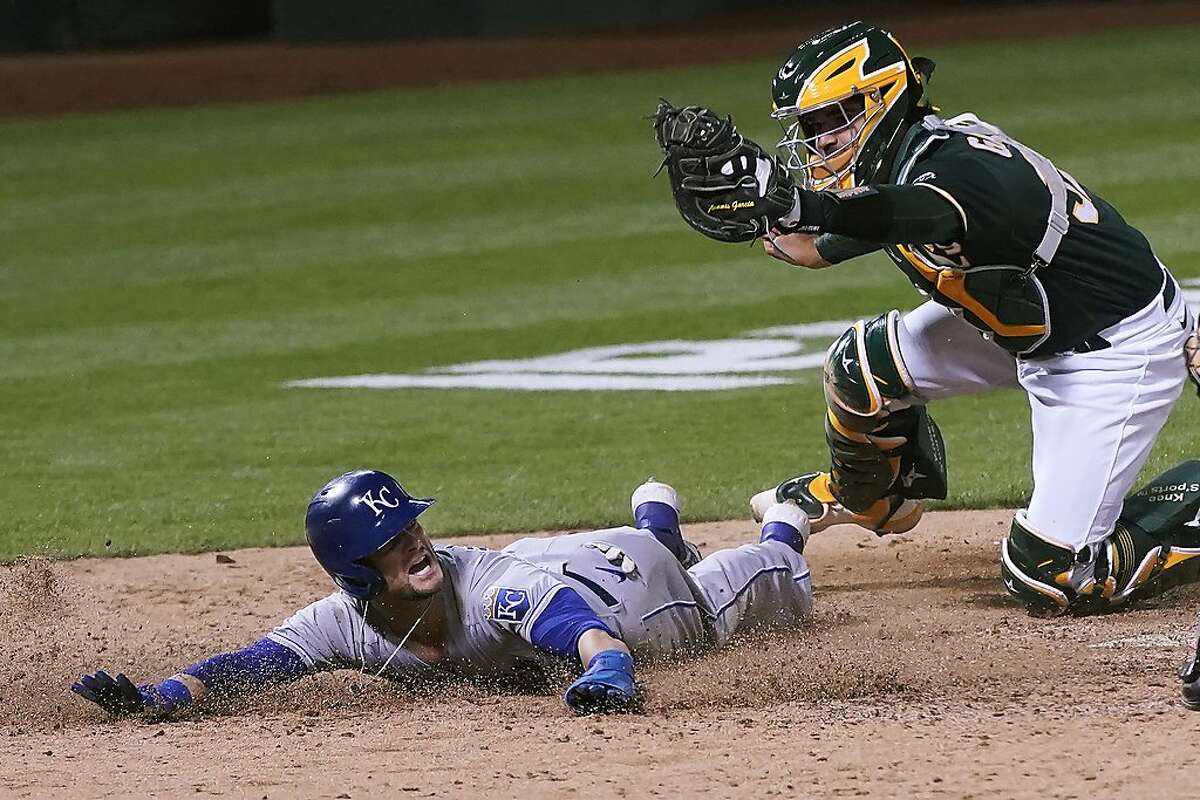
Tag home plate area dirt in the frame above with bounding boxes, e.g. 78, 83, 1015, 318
3, 509, 1199, 799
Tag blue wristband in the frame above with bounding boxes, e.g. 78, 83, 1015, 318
587, 649, 634, 674
154, 678, 193, 707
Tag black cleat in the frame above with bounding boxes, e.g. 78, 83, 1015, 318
1180, 635, 1200, 711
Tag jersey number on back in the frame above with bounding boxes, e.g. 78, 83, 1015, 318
966, 135, 1099, 225
1058, 168, 1099, 224
965, 135, 1012, 158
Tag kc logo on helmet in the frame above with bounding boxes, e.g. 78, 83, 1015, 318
361, 486, 401, 516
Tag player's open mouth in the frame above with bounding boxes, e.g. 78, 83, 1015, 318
408, 554, 433, 577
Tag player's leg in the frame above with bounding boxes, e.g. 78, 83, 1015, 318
1001, 279, 1199, 613
893, 300, 1021, 399
688, 503, 813, 647
631, 480, 701, 567
752, 302, 1018, 533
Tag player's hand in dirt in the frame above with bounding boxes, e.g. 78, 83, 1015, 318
72, 670, 150, 715
763, 228, 832, 270
564, 650, 639, 715
72, 670, 190, 718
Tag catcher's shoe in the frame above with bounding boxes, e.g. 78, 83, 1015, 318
1079, 523, 1200, 608
749, 471, 923, 535
632, 480, 701, 568
1181, 636, 1200, 711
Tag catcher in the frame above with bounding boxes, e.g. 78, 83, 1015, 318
652, 20, 1200, 616
72, 470, 813, 718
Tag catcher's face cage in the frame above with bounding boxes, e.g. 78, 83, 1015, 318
773, 92, 881, 190
770, 22, 918, 191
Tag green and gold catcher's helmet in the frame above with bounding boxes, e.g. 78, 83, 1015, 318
772, 21, 931, 191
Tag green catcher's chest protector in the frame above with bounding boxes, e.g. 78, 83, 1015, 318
897, 114, 1071, 356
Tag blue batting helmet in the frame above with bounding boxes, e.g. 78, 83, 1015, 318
304, 470, 435, 600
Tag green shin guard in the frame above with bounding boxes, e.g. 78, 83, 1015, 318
1000, 515, 1076, 616
825, 405, 948, 513
894, 405, 948, 502
822, 312, 948, 513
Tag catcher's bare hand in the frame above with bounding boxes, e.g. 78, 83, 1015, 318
1185, 321, 1200, 397
763, 229, 832, 270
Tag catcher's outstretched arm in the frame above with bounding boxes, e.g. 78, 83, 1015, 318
650, 101, 961, 247
72, 637, 313, 718
783, 183, 963, 245
764, 231, 881, 269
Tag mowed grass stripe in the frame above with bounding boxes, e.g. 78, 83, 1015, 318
0, 255, 905, 382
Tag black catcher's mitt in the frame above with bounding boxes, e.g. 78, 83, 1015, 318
652, 100, 798, 244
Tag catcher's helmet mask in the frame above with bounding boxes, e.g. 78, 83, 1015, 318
771, 21, 933, 191
305, 469, 436, 600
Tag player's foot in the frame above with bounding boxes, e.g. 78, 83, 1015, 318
632, 479, 701, 568
1180, 636, 1200, 711
758, 502, 811, 554
749, 471, 923, 535
632, 480, 680, 530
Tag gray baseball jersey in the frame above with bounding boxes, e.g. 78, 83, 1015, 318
266, 526, 811, 683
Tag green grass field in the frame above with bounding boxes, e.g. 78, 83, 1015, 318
3, 26, 1199, 559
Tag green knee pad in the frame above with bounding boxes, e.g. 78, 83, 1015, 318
1111, 460, 1200, 600
1119, 460, 1200, 544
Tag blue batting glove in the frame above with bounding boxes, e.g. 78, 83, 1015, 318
564, 650, 638, 715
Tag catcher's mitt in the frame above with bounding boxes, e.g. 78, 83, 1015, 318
652, 100, 798, 244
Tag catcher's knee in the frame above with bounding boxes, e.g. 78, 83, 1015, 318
823, 311, 948, 511
1000, 512, 1079, 616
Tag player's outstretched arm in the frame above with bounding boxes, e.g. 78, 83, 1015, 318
563, 629, 637, 716
765, 230, 884, 269
763, 230, 831, 269
71, 637, 312, 719
506, 582, 640, 715
782, 183, 964, 245
536, 592, 639, 715
650, 101, 965, 249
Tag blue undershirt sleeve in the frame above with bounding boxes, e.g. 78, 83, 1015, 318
183, 636, 313, 690
527, 587, 615, 664
149, 637, 315, 710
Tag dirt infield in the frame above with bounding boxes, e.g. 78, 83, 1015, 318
3, 511, 1199, 799
2, 1, 1199, 117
